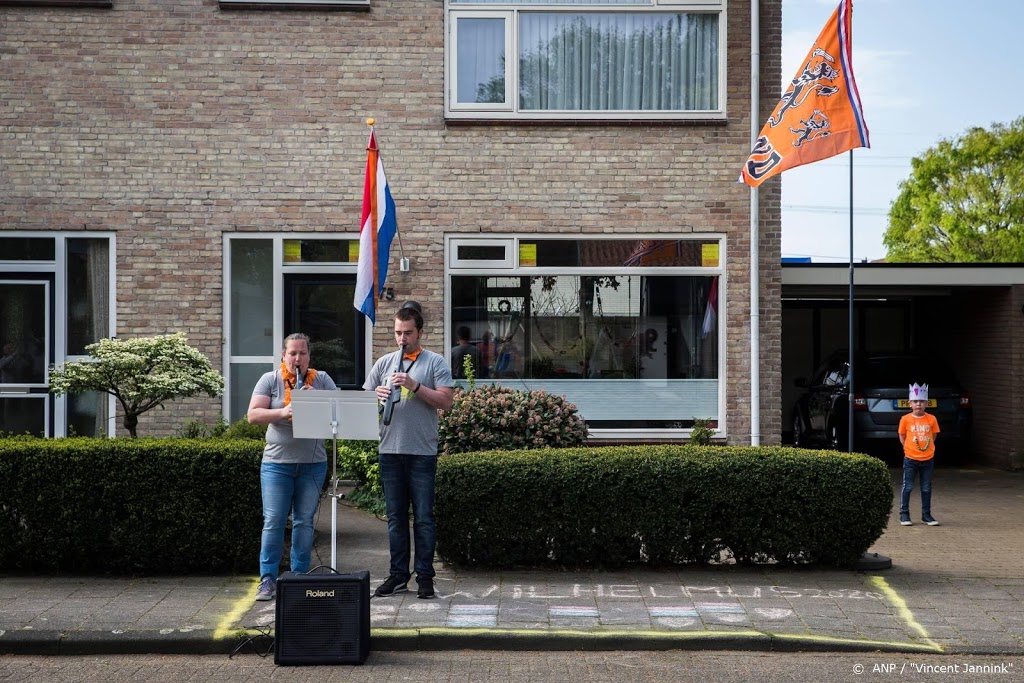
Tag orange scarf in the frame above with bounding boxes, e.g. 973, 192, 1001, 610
281, 362, 317, 407
403, 349, 422, 362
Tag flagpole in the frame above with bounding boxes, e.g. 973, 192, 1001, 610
739, 0, 869, 450
847, 149, 854, 452
748, 0, 760, 447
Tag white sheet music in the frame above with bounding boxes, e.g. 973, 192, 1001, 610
290, 390, 380, 441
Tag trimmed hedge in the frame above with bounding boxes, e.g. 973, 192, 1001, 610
435, 445, 892, 568
0, 438, 264, 574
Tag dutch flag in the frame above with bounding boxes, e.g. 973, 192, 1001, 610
701, 277, 718, 339
353, 129, 398, 324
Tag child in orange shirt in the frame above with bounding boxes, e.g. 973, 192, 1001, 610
898, 383, 940, 526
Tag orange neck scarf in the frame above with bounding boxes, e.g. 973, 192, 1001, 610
281, 362, 317, 407
403, 348, 422, 362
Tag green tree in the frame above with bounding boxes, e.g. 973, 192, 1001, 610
884, 117, 1024, 262
49, 333, 224, 437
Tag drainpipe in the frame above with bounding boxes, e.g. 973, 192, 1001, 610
749, 0, 761, 446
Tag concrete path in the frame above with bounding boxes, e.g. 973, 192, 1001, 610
2, 466, 1022, 656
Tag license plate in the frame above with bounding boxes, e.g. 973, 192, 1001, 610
895, 399, 936, 408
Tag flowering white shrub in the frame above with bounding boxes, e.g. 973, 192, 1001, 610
49, 332, 223, 437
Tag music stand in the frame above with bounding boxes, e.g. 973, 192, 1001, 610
291, 390, 380, 570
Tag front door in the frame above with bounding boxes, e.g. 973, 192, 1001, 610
283, 274, 366, 390
0, 279, 51, 437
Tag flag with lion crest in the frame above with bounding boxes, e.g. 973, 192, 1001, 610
740, 0, 870, 187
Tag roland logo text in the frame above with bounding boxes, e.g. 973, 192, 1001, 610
306, 589, 335, 598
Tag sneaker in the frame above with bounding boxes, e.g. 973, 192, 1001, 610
899, 514, 912, 526
417, 576, 435, 600
374, 575, 409, 597
255, 575, 276, 602
922, 515, 940, 526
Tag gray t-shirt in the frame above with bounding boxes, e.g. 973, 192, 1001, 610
252, 369, 338, 463
363, 348, 455, 456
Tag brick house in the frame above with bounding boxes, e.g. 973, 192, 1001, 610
0, 0, 783, 443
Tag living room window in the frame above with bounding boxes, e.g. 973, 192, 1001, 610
446, 0, 724, 120
446, 236, 724, 438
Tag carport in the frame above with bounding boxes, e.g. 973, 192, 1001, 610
781, 263, 1024, 469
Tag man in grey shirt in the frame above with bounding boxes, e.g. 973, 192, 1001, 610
364, 306, 454, 599
451, 325, 483, 379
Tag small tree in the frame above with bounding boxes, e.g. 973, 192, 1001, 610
689, 418, 715, 446
49, 333, 224, 437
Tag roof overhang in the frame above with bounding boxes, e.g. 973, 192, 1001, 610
782, 263, 1024, 287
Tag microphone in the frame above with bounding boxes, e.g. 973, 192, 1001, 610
382, 344, 406, 426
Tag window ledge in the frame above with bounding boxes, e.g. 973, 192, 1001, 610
0, 0, 112, 6
443, 116, 730, 128
219, 0, 369, 9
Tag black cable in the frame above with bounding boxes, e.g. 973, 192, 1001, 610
228, 624, 274, 659
310, 470, 330, 569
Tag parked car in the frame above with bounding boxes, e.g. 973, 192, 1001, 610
791, 352, 972, 456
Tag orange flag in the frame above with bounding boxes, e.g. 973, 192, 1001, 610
740, 0, 869, 187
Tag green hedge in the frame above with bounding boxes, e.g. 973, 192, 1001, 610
0, 438, 264, 574
435, 445, 892, 568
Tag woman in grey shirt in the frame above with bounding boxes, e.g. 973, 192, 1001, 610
247, 333, 337, 601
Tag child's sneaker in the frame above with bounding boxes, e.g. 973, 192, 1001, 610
922, 515, 940, 526
899, 514, 912, 526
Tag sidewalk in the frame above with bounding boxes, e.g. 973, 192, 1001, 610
2, 466, 1023, 656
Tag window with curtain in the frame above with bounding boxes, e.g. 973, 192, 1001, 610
447, 0, 722, 119
67, 238, 110, 357
66, 238, 111, 437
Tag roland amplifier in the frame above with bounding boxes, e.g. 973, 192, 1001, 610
274, 570, 371, 665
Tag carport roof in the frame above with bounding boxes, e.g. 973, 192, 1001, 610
782, 263, 1024, 287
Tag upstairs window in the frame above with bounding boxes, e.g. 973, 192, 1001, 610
447, 0, 724, 120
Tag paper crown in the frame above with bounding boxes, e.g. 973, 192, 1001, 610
909, 383, 929, 402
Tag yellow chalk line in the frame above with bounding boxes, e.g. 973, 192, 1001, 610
211, 575, 944, 653
868, 575, 943, 652
213, 578, 264, 640
372, 627, 765, 640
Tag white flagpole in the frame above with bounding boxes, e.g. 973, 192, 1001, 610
749, 0, 761, 446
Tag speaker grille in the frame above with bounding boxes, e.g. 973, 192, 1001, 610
274, 571, 370, 665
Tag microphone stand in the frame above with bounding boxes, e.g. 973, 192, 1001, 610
382, 344, 406, 426
330, 403, 341, 570
296, 365, 344, 570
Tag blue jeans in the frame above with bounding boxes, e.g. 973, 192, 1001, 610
900, 457, 934, 517
379, 453, 437, 580
260, 461, 327, 579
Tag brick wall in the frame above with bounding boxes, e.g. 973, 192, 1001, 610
927, 287, 1022, 468
1, 0, 783, 441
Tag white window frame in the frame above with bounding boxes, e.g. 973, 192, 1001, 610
444, 0, 727, 121
443, 233, 726, 440
449, 11, 516, 114
0, 231, 117, 438
448, 238, 516, 269
222, 233, 372, 423
218, 0, 369, 9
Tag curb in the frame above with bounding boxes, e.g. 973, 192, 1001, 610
1, 626, 981, 657
0, 629, 238, 656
